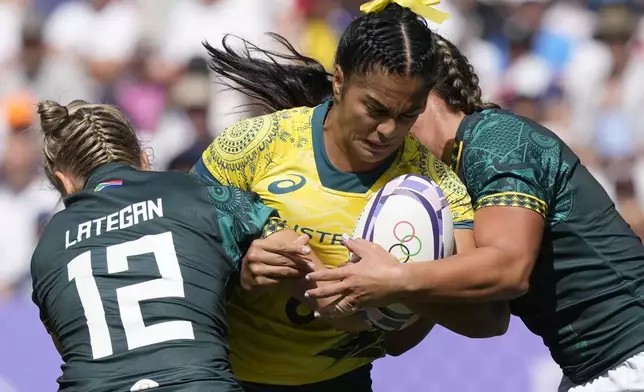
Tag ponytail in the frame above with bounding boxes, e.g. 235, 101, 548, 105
203, 33, 333, 113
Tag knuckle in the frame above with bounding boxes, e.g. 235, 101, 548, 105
246, 250, 259, 261
279, 268, 294, 278
248, 264, 261, 275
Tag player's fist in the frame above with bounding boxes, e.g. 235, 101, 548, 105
240, 231, 314, 291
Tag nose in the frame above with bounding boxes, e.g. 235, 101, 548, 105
376, 118, 397, 139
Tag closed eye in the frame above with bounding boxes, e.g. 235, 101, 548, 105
366, 105, 389, 118
400, 111, 420, 121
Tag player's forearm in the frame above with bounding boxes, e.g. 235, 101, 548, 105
399, 246, 529, 303
404, 301, 510, 338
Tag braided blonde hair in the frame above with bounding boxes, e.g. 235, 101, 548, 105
37, 100, 143, 194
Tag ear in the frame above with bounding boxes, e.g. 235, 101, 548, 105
55, 171, 80, 196
332, 65, 345, 101
139, 151, 151, 171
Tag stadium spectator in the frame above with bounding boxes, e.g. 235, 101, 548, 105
43, 0, 142, 92
146, 57, 213, 171
159, 0, 284, 130
0, 127, 58, 299
0, 14, 96, 106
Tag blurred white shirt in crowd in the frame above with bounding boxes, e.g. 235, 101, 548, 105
0, 54, 97, 105
161, 0, 288, 66
505, 54, 554, 98
0, 178, 59, 292
0, 0, 24, 65
431, 2, 503, 101
44, 0, 142, 62
160, 0, 292, 132
565, 41, 644, 147
540, 1, 594, 43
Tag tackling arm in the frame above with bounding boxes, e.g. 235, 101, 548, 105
399, 115, 551, 303
400, 206, 544, 302
403, 228, 510, 338
383, 228, 510, 358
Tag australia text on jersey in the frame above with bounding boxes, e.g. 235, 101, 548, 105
291, 224, 343, 245
65, 199, 163, 249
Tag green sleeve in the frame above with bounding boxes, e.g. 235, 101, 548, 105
190, 159, 217, 184
462, 113, 560, 219
202, 180, 278, 265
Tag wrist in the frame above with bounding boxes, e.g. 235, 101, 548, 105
393, 263, 416, 302
398, 263, 432, 302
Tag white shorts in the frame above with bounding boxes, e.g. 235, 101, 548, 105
559, 351, 644, 392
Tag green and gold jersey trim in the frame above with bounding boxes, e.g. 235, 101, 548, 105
474, 192, 548, 218
451, 140, 463, 174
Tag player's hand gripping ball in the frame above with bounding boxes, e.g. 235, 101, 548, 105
351, 174, 454, 331
305, 174, 455, 330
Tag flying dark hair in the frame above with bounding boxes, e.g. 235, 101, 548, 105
203, 4, 441, 113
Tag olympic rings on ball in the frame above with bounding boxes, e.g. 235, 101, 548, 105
388, 243, 411, 263
393, 221, 415, 242
390, 221, 423, 262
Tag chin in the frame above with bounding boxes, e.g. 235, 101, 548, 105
362, 149, 395, 164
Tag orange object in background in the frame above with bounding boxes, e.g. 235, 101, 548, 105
2, 91, 35, 132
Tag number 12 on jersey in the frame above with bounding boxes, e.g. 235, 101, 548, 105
67, 231, 195, 359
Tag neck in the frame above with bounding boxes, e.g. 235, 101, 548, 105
417, 108, 465, 166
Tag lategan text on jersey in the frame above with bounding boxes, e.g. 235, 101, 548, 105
65, 199, 164, 249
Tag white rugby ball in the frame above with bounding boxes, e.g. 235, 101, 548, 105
352, 174, 454, 331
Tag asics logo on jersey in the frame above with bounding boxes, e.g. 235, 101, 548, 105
267, 175, 307, 194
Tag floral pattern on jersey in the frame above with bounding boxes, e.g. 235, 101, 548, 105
202, 107, 312, 190
199, 177, 274, 261
411, 138, 474, 225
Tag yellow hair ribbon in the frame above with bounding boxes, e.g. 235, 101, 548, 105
360, 0, 450, 24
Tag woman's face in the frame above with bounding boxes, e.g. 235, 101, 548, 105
333, 68, 428, 166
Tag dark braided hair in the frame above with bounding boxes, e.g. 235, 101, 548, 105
203, 4, 441, 113
432, 34, 500, 114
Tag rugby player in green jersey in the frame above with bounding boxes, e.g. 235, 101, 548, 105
305, 34, 644, 391
29, 99, 310, 392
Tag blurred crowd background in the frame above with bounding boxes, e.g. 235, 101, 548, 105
1, 0, 644, 390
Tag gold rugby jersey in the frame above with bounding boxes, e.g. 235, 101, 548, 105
192, 100, 473, 385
